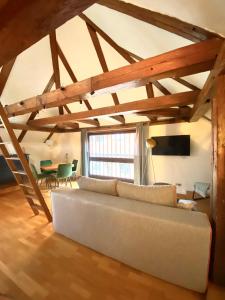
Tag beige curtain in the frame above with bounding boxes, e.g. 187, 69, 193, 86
81, 129, 89, 176
134, 123, 149, 185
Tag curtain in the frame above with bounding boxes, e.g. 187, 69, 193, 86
134, 123, 149, 185
81, 129, 89, 176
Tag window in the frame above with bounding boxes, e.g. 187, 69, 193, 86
88, 130, 135, 182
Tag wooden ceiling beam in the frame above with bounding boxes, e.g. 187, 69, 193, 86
191, 41, 225, 121
137, 107, 191, 118
5, 38, 221, 118
0, 0, 97, 67
0, 58, 16, 96
28, 91, 198, 126
86, 21, 125, 124
150, 118, 187, 126
47, 32, 63, 142
172, 78, 200, 91
83, 14, 165, 108
109, 115, 126, 124
80, 13, 135, 64
85, 122, 150, 133
152, 80, 171, 95
49, 30, 64, 118
17, 111, 39, 142
57, 41, 100, 126
0, 58, 17, 130
18, 74, 55, 142
123, 49, 201, 95
43, 126, 57, 143
57, 122, 79, 129
78, 119, 99, 127
145, 82, 157, 121
57, 43, 78, 83
145, 82, 154, 98
49, 31, 60, 89
63, 118, 187, 133
1, 118, 187, 134
137, 108, 181, 117
98, 0, 222, 42
1, 123, 64, 133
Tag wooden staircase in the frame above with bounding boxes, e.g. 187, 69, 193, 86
0, 102, 52, 222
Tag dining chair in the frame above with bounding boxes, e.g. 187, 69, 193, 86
71, 159, 78, 180
192, 182, 210, 200
40, 159, 55, 175
52, 163, 73, 188
30, 163, 51, 188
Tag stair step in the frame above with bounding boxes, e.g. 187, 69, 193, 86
5, 156, 20, 161
19, 184, 33, 189
0, 142, 11, 145
12, 170, 27, 176
32, 204, 44, 211
24, 192, 36, 198
25, 194, 39, 201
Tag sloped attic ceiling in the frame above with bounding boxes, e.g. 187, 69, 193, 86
1, 0, 224, 142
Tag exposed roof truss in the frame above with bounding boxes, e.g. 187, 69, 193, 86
1, 0, 224, 139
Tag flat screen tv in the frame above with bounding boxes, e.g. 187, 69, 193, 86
152, 135, 190, 156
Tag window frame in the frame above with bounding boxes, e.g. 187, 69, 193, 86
88, 129, 136, 183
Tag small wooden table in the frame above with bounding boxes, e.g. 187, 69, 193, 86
41, 163, 74, 172
41, 164, 59, 172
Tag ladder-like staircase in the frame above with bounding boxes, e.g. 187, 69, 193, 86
0, 102, 52, 222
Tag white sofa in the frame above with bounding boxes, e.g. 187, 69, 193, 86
51, 177, 211, 293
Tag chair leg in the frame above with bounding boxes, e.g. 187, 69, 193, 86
69, 177, 72, 188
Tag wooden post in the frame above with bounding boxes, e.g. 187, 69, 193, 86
212, 75, 225, 285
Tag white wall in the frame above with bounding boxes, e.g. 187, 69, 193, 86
0, 132, 82, 174
127, 0, 225, 37
51, 132, 82, 175
21, 142, 53, 171
148, 119, 212, 191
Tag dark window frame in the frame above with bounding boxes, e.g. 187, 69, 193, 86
88, 129, 136, 182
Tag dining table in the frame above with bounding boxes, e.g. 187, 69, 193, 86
41, 163, 73, 172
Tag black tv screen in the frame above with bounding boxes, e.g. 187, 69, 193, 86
152, 135, 190, 156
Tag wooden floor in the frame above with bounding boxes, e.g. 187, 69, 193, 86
0, 184, 225, 300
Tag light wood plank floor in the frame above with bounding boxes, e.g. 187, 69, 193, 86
0, 184, 225, 300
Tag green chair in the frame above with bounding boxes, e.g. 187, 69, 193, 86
52, 163, 73, 188
30, 164, 51, 188
71, 159, 78, 180
40, 160, 55, 175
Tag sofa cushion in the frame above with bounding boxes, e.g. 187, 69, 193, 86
117, 181, 177, 207
77, 176, 117, 196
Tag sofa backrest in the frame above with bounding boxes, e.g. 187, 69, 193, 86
77, 176, 117, 196
77, 177, 177, 207
117, 180, 177, 207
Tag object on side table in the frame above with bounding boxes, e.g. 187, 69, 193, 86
177, 199, 197, 210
